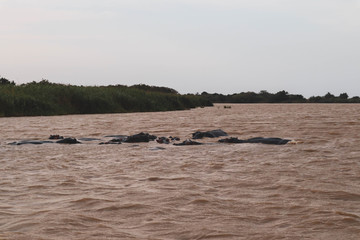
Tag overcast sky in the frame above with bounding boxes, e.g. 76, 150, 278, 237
1, 0, 359, 97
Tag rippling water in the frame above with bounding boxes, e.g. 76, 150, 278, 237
1, 104, 360, 240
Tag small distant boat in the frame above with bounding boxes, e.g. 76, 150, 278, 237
224, 105, 231, 109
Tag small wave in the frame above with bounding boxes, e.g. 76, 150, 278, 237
144, 176, 190, 181
209, 163, 225, 169
27, 185, 47, 189
335, 211, 360, 219
258, 217, 280, 224
76, 214, 103, 223
68, 197, 114, 208
178, 231, 242, 240
147, 177, 163, 181
58, 179, 77, 186
7, 220, 40, 232
27, 210, 51, 217
70, 197, 98, 204
196, 233, 243, 239
312, 190, 360, 201
303, 148, 318, 152
0, 210, 18, 216
61, 217, 91, 228
340, 217, 360, 224
189, 199, 210, 205
96, 203, 150, 212
96, 205, 123, 212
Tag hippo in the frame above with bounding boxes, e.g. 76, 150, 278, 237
219, 137, 291, 145
156, 136, 180, 144
49, 135, 64, 140
174, 139, 203, 146
245, 137, 291, 145
192, 129, 228, 139
218, 137, 246, 143
8, 140, 54, 145
124, 132, 157, 143
170, 136, 180, 141
105, 135, 128, 140
99, 138, 122, 145
156, 137, 171, 144
78, 137, 101, 142
56, 137, 81, 144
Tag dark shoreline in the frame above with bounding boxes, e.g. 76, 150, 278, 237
0, 79, 212, 117
1, 77, 358, 117
200, 90, 360, 104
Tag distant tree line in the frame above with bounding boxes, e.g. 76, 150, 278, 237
0, 77, 15, 85
0, 77, 212, 117
200, 90, 360, 103
1, 75, 359, 117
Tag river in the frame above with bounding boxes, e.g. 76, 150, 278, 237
1, 104, 359, 239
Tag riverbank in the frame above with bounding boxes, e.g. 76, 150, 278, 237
0, 80, 212, 117
1, 77, 359, 117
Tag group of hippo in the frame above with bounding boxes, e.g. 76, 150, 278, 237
7, 129, 292, 146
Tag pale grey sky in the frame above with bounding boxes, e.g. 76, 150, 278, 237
1, 0, 359, 97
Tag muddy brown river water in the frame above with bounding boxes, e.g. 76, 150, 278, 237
1, 104, 360, 239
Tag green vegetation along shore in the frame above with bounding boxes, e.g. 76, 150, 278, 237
200, 90, 360, 104
1, 76, 359, 117
0, 78, 212, 117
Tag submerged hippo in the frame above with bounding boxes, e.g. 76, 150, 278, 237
8, 140, 54, 145
124, 132, 157, 143
218, 137, 246, 143
173, 139, 203, 146
156, 137, 171, 144
49, 135, 64, 140
8, 136, 81, 145
99, 138, 122, 145
156, 136, 180, 144
56, 137, 81, 144
192, 129, 228, 139
219, 137, 291, 145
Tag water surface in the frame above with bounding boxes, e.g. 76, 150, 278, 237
1, 104, 360, 239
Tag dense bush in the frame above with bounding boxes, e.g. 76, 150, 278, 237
0, 79, 212, 117
201, 91, 359, 104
